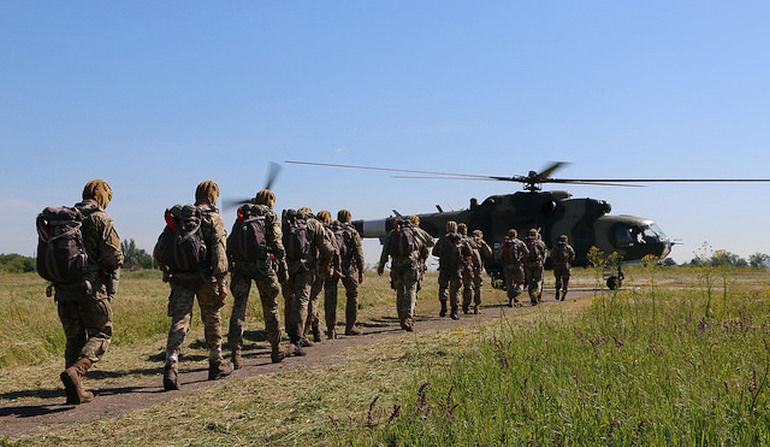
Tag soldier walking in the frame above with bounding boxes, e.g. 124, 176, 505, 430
37, 179, 123, 404
457, 223, 477, 314
282, 208, 335, 356
469, 229, 493, 313
226, 188, 290, 368
524, 228, 547, 305
378, 218, 426, 331
325, 209, 366, 339
154, 180, 231, 391
432, 221, 469, 320
550, 234, 576, 301
499, 229, 528, 307
409, 215, 432, 298
305, 210, 337, 343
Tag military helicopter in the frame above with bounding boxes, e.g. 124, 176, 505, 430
284, 161, 770, 289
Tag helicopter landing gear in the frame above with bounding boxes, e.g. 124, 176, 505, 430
603, 265, 625, 291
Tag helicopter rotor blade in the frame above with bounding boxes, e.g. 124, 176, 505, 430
285, 160, 504, 180
535, 161, 570, 181
553, 180, 644, 188
391, 175, 506, 181
552, 178, 770, 183
222, 198, 252, 210
265, 162, 282, 190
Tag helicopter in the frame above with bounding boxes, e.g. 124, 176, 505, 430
247, 161, 770, 290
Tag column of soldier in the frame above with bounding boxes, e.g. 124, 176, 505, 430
36, 179, 574, 406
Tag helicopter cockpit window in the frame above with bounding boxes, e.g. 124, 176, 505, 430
613, 225, 634, 248
639, 224, 666, 244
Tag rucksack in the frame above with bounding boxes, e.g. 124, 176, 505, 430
526, 237, 545, 263
332, 222, 356, 261
552, 242, 571, 265
439, 233, 463, 268
501, 238, 519, 265
156, 204, 208, 273
36, 206, 88, 284
229, 204, 270, 262
388, 220, 418, 258
283, 211, 311, 262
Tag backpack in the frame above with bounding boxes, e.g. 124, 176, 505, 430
332, 222, 357, 262
439, 233, 463, 268
552, 242, 572, 266
156, 204, 208, 273
36, 206, 88, 284
501, 238, 519, 265
283, 211, 311, 262
388, 220, 418, 258
229, 204, 270, 262
526, 237, 545, 263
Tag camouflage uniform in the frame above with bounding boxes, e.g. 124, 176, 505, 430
524, 230, 547, 305
324, 217, 365, 338
378, 220, 426, 331
282, 211, 335, 355
499, 230, 528, 307
57, 201, 122, 367
227, 199, 289, 366
408, 216, 433, 297
550, 235, 576, 301
155, 183, 230, 388
457, 224, 477, 314
305, 213, 338, 342
55, 180, 123, 404
432, 222, 469, 320
469, 230, 493, 313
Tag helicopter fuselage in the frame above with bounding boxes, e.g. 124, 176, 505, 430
354, 190, 672, 272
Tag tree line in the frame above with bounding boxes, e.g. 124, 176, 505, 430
0, 239, 153, 273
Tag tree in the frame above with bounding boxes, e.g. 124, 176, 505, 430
709, 249, 748, 268
749, 253, 770, 269
661, 257, 677, 267
120, 239, 154, 270
0, 254, 36, 273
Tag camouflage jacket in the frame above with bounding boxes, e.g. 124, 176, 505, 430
550, 242, 576, 268
470, 236, 492, 271
331, 221, 365, 275
498, 237, 529, 268
229, 205, 288, 277
379, 224, 426, 271
286, 217, 336, 275
524, 236, 547, 265
75, 201, 123, 275
432, 232, 473, 275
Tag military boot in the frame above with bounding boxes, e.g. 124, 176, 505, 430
208, 359, 232, 381
325, 328, 337, 340
560, 290, 567, 301
473, 306, 480, 315
439, 301, 448, 317
554, 290, 561, 301
300, 337, 314, 348
60, 357, 94, 404
462, 306, 470, 314
231, 346, 243, 370
291, 342, 306, 357
403, 318, 414, 332
507, 297, 513, 308
345, 323, 363, 336
450, 307, 459, 320
271, 346, 289, 363
163, 364, 179, 391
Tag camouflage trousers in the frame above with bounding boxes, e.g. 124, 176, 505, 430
438, 270, 461, 311
472, 270, 484, 308
305, 274, 324, 338
461, 267, 475, 311
392, 264, 419, 323
56, 284, 113, 367
504, 265, 525, 302
525, 262, 544, 303
325, 273, 359, 332
553, 266, 571, 293
228, 270, 283, 351
283, 270, 315, 345
165, 282, 225, 367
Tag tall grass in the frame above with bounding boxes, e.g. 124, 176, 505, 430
350, 283, 770, 445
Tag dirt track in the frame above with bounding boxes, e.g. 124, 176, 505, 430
0, 289, 597, 439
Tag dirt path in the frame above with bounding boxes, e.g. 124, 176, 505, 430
0, 289, 597, 439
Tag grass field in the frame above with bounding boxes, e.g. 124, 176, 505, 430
1, 267, 770, 446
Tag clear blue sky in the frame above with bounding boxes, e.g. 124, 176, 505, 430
2, 1, 769, 264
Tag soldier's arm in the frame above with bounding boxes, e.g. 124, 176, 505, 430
95, 213, 123, 271
568, 246, 576, 263
378, 235, 391, 272
353, 231, 365, 272
431, 237, 442, 257
519, 241, 530, 260
310, 220, 335, 269
208, 213, 229, 280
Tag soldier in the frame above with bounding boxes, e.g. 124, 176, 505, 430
469, 229, 493, 313
324, 209, 365, 338
432, 221, 469, 320
154, 180, 231, 392
42, 179, 123, 404
524, 228, 547, 305
499, 229, 528, 307
409, 215, 431, 297
456, 223, 476, 315
378, 218, 426, 331
305, 210, 337, 343
550, 234, 576, 301
226, 188, 290, 369
282, 207, 335, 356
